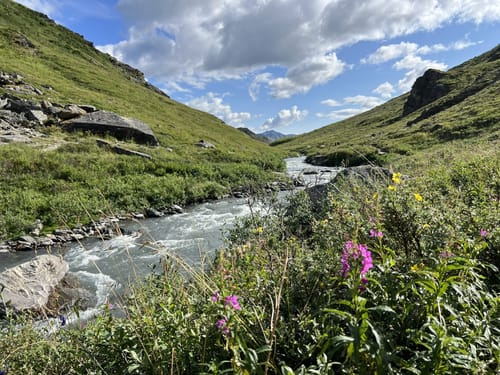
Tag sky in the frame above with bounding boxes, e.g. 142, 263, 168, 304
15, 0, 500, 135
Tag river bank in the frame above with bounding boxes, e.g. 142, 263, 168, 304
0, 157, 341, 320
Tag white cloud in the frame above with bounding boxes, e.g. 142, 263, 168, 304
188, 92, 251, 127
96, 0, 499, 94
344, 95, 384, 108
362, 42, 419, 64
363, 39, 481, 65
248, 73, 272, 102
318, 93, 385, 121
321, 99, 341, 107
14, 0, 57, 17
373, 82, 395, 99
264, 53, 346, 98
261, 106, 308, 130
393, 55, 448, 91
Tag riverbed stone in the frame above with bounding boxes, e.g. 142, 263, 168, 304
0, 254, 69, 315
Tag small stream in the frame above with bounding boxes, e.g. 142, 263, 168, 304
0, 157, 340, 320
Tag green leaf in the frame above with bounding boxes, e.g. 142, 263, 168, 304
367, 305, 396, 314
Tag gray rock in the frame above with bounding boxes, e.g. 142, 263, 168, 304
0, 254, 69, 314
58, 104, 87, 120
195, 139, 215, 148
145, 208, 164, 218
307, 165, 390, 206
26, 109, 47, 124
64, 110, 159, 146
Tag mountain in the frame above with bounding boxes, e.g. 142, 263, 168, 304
237, 128, 295, 143
276, 44, 500, 167
259, 130, 295, 142
0, 0, 283, 239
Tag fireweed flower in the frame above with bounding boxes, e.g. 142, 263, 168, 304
369, 229, 383, 238
216, 318, 230, 336
224, 295, 241, 310
211, 290, 220, 302
341, 242, 373, 279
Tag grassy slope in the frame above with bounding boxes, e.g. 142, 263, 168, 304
275, 44, 500, 168
0, 0, 283, 238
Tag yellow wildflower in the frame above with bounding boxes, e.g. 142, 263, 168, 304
410, 264, 419, 272
414, 193, 423, 202
255, 226, 263, 234
422, 223, 430, 229
392, 172, 402, 184
388, 184, 397, 191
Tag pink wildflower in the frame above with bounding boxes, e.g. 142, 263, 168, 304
211, 290, 220, 302
369, 229, 383, 238
224, 295, 241, 310
480, 229, 489, 238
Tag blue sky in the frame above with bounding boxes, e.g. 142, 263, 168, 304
15, 0, 500, 134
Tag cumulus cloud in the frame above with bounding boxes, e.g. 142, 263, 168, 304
262, 53, 346, 99
96, 0, 499, 94
261, 106, 308, 130
317, 94, 385, 121
362, 39, 481, 64
188, 92, 251, 126
373, 82, 395, 99
394, 55, 448, 91
321, 99, 341, 107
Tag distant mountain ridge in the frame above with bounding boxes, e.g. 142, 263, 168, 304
237, 128, 295, 143
276, 44, 500, 167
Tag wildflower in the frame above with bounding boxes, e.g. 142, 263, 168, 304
410, 264, 419, 272
224, 295, 241, 310
211, 290, 220, 303
59, 315, 67, 327
480, 229, 489, 238
358, 244, 373, 276
341, 241, 352, 276
392, 172, 402, 184
422, 223, 430, 229
414, 193, 423, 202
320, 219, 329, 226
388, 184, 396, 191
440, 251, 453, 258
369, 229, 383, 238
255, 226, 263, 234
216, 318, 230, 336
341, 241, 373, 278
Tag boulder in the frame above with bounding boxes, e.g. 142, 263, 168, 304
64, 110, 159, 146
0, 254, 69, 315
195, 139, 216, 148
307, 165, 391, 206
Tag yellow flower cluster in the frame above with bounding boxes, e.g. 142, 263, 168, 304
392, 172, 402, 184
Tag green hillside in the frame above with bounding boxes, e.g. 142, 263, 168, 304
276, 44, 500, 168
0, 0, 283, 239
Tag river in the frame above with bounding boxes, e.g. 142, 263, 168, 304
0, 157, 340, 321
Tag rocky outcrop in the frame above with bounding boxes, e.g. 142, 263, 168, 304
64, 110, 159, 146
307, 165, 391, 206
0, 72, 160, 146
403, 69, 450, 116
0, 254, 68, 315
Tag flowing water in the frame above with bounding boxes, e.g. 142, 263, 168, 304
0, 157, 340, 321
